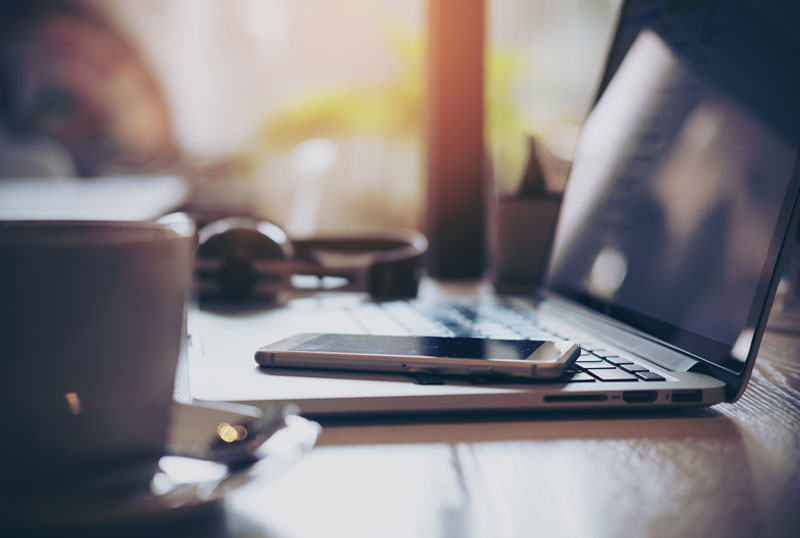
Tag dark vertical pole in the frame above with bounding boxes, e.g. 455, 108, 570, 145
425, 0, 486, 279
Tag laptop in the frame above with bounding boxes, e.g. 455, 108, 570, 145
188, 0, 800, 416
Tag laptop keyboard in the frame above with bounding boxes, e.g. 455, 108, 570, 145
345, 300, 668, 384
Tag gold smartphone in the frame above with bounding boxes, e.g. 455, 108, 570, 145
255, 333, 580, 379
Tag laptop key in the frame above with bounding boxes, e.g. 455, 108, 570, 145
581, 362, 616, 370
564, 372, 596, 383
606, 356, 634, 366
439, 322, 474, 337
587, 369, 639, 382
620, 364, 649, 373
591, 350, 619, 359
349, 304, 411, 335
635, 371, 666, 381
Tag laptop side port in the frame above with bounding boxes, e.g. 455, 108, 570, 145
672, 389, 703, 403
622, 391, 657, 403
543, 394, 608, 403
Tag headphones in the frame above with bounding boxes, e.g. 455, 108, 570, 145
195, 216, 428, 301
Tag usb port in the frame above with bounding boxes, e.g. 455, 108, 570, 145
622, 390, 657, 403
672, 389, 702, 403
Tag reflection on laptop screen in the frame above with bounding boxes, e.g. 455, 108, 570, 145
547, 1, 800, 372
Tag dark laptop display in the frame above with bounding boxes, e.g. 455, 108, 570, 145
547, 0, 800, 386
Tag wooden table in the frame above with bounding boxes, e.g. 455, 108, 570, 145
179, 306, 799, 538
14, 318, 798, 538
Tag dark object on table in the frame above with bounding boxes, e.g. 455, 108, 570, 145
491, 137, 561, 293
196, 216, 428, 302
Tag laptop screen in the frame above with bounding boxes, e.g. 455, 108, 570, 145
546, 0, 800, 374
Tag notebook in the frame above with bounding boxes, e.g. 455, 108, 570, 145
188, 0, 800, 416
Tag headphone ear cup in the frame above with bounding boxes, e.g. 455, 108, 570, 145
196, 217, 292, 301
217, 253, 257, 300
367, 243, 426, 299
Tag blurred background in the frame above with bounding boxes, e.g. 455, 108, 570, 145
0, 0, 620, 235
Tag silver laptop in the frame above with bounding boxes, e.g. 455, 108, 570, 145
188, 0, 800, 416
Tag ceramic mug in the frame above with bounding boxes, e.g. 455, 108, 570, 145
0, 216, 194, 502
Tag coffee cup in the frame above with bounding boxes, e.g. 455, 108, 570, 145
0, 217, 194, 502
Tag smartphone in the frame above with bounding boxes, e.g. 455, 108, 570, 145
255, 333, 580, 380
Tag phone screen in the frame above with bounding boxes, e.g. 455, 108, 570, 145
289, 334, 548, 361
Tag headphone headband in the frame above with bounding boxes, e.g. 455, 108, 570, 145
195, 217, 428, 301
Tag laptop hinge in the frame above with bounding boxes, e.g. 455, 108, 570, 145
535, 295, 701, 372
687, 360, 712, 375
